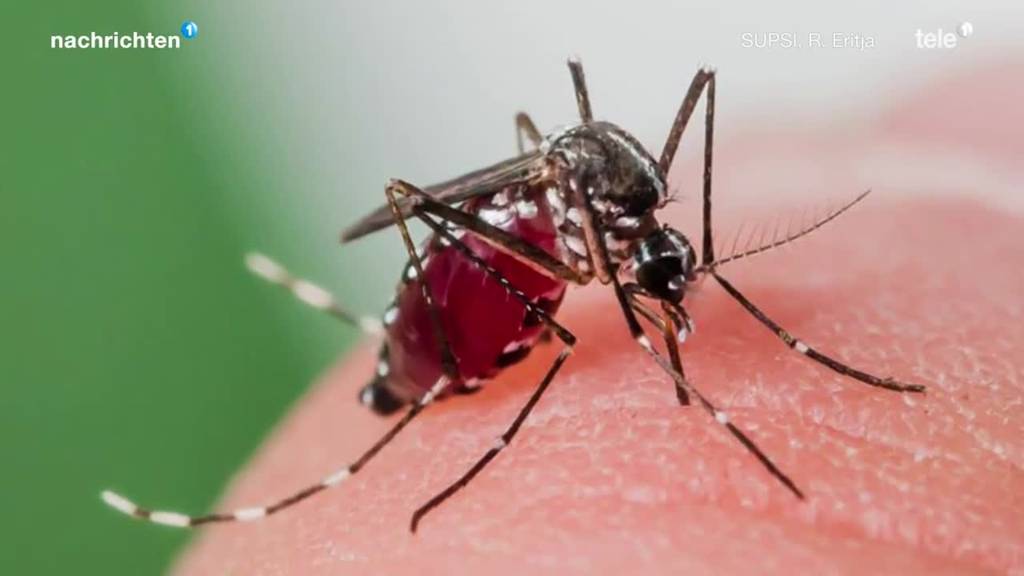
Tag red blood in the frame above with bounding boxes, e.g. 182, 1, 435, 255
384, 186, 567, 401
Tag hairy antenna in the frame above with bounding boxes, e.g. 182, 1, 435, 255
699, 189, 872, 272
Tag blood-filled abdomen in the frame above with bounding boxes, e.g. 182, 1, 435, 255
371, 184, 567, 409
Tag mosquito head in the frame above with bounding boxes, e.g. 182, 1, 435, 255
632, 226, 697, 303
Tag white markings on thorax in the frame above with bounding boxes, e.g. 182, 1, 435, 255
492, 189, 510, 206
566, 207, 583, 227
603, 128, 665, 199
546, 187, 566, 227
515, 198, 538, 220
479, 205, 514, 227
614, 216, 640, 229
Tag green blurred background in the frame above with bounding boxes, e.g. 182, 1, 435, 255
2, 3, 385, 574
4, 1, 1018, 573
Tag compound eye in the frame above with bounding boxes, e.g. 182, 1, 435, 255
636, 256, 686, 302
632, 228, 695, 302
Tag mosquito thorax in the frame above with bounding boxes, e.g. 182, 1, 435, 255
543, 121, 668, 274
631, 226, 697, 303
545, 121, 666, 218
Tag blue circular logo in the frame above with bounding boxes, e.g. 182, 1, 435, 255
181, 20, 199, 40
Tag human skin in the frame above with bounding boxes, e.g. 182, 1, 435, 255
174, 63, 1023, 574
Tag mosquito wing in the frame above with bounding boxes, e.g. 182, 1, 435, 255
340, 150, 547, 242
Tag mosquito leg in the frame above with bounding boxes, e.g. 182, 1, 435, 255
410, 343, 573, 532
643, 301, 692, 403
657, 67, 717, 264
700, 71, 716, 266
388, 178, 577, 346
245, 252, 383, 335
384, 180, 460, 379
711, 272, 925, 393
623, 286, 691, 405
567, 57, 593, 123
658, 67, 715, 176
101, 375, 450, 528
515, 112, 543, 154
626, 291, 664, 328
340, 152, 544, 243
385, 178, 584, 284
657, 301, 690, 409
405, 209, 576, 346
656, 304, 693, 406
611, 275, 804, 499
382, 182, 580, 531
101, 180, 466, 528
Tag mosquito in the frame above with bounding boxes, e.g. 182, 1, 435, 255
102, 58, 925, 533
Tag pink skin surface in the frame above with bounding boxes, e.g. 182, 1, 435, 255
175, 62, 1024, 574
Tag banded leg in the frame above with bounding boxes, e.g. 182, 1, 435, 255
101, 184, 462, 529
624, 286, 691, 405
100, 376, 450, 528
712, 272, 925, 393
652, 301, 693, 407
567, 57, 593, 123
624, 283, 695, 341
386, 180, 579, 532
410, 344, 573, 532
658, 67, 717, 265
515, 112, 543, 154
611, 273, 805, 499
245, 252, 383, 335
